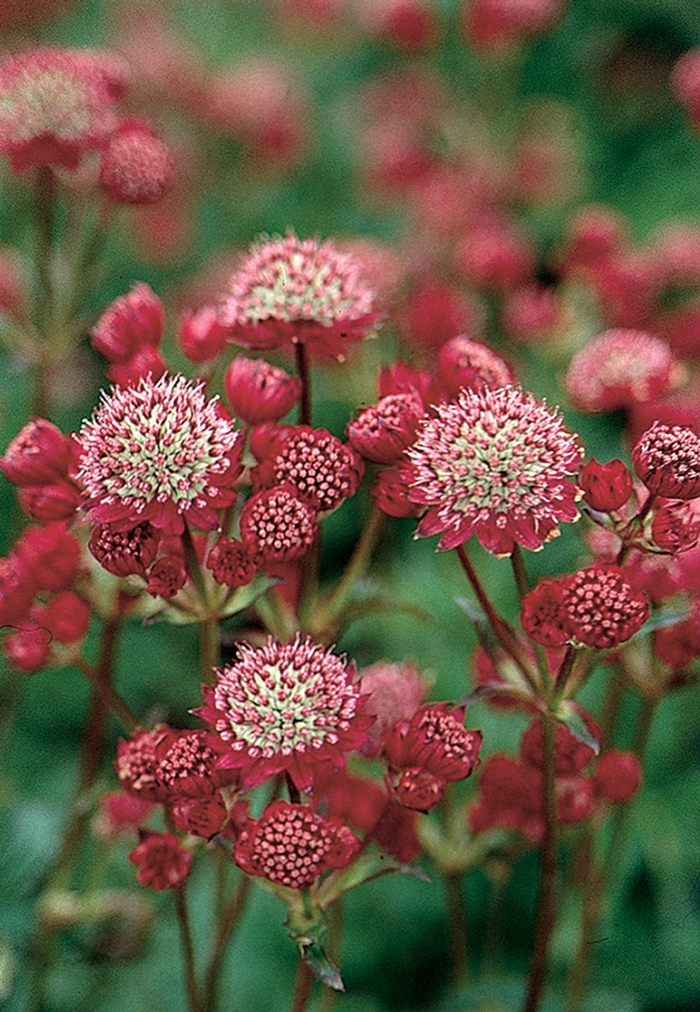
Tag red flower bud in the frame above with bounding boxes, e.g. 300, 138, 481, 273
520, 577, 572, 647
178, 306, 228, 364
1, 418, 72, 486
168, 793, 229, 839
347, 393, 424, 465
371, 466, 421, 518
128, 832, 192, 890
147, 555, 187, 599
107, 345, 167, 386
651, 501, 700, 553
89, 522, 160, 577
580, 458, 633, 512
633, 423, 700, 501
18, 481, 81, 522
593, 749, 642, 803
42, 591, 91, 643
2, 625, 51, 671
15, 523, 81, 593
224, 356, 301, 425
556, 776, 595, 824
91, 283, 164, 363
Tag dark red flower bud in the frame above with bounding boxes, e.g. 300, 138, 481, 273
178, 306, 228, 364
168, 793, 229, 839
89, 522, 160, 577
371, 465, 421, 518
556, 776, 594, 824
1, 418, 72, 486
392, 767, 446, 811
18, 481, 81, 522
521, 716, 599, 776
592, 749, 642, 803
128, 832, 192, 890
2, 625, 51, 671
147, 555, 187, 599
0, 555, 35, 627
91, 283, 164, 363
347, 393, 424, 465
224, 356, 301, 425
41, 591, 91, 643
651, 501, 700, 553
520, 577, 572, 647
580, 458, 633, 512
206, 535, 259, 588
15, 523, 81, 593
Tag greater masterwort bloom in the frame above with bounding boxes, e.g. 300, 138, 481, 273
221, 231, 379, 359
77, 374, 243, 535
562, 564, 649, 649
405, 386, 583, 556
195, 635, 372, 791
0, 47, 119, 171
632, 422, 700, 500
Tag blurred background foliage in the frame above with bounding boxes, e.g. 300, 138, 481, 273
1, 1, 700, 1010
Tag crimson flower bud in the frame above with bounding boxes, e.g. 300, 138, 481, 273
371, 466, 420, 518
128, 832, 192, 890
436, 334, 515, 399
41, 591, 91, 643
18, 481, 81, 522
178, 306, 228, 364
580, 457, 633, 512
15, 523, 81, 593
99, 120, 175, 205
89, 522, 160, 577
1, 418, 72, 486
521, 717, 599, 776
593, 749, 642, 803
347, 393, 424, 465
147, 555, 187, 599
206, 535, 259, 588
168, 793, 229, 840
91, 283, 164, 364
107, 345, 167, 386
651, 501, 700, 553
520, 577, 572, 647
633, 422, 700, 500
556, 776, 594, 824
224, 356, 301, 425
392, 767, 446, 811
2, 625, 51, 671
0, 555, 35, 627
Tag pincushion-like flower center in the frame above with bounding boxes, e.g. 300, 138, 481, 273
253, 807, 335, 887
212, 638, 359, 759
419, 708, 480, 764
274, 430, 357, 511
158, 734, 217, 790
563, 567, 648, 648
4, 69, 91, 141
78, 374, 239, 515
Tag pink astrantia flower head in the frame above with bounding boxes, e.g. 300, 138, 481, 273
195, 635, 372, 792
436, 334, 515, 399
562, 564, 649, 649
239, 486, 319, 563
520, 577, 572, 647
346, 393, 425, 466
265, 427, 364, 512
129, 832, 192, 891
0, 47, 119, 171
405, 386, 583, 556
221, 231, 379, 359
77, 374, 243, 535
632, 422, 700, 501
565, 329, 678, 413
155, 729, 238, 799
234, 800, 359, 889
384, 703, 482, 782
99, 119, 175, 205
115, 727, 171, 802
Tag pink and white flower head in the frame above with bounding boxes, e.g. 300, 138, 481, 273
356, 660, 428, 755
221, 231, 379, 360
633, 422, 700, 501
0, 47, 119, 172
437, 334, 515, 399
195, 635, 373, 792
404, 386, 583, 556
99, 119, 175, 205
565, 329, 679, 413
77, 374, 243, 536
234, 800, 359, 889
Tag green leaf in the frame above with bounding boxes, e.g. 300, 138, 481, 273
219, 573, 280, 618
554, 701, 600, 754
317, 853, 429, 907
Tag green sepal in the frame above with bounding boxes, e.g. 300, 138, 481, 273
286, 895, 344, 991
300, 939, 344, 992
554, 700, 600, 754
218, 574, 280, 618
317, 852, 429, 908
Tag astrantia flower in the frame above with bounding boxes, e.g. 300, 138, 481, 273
405, 386, 583, 555
88, 521, 160, 577
384, 703, 482, 782
565, 329, 678, 413
195, 635, 372, 791
129, 832, 192, 891
221, 231, 379, 359
1, 418, 72, 487
234, 801, 359, 889
99, 119, 175, 204
116, 727, 171, 801
239, 486, 318, 563
633, 422, 700, 501
437, 334, 515, 399
266, 427, 364, 512
347, 393, 425, 465
77, 374, 243, 535
520, 577, 572, 647
562, 565, 649, 649
155, 729, 237, 799
0, 47, 119, 171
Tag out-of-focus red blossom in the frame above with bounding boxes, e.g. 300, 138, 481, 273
91, 283, 164, 363
593, 750, 642, 803
580, 458, 633, 512
565, 329, 678, 413
224, 357, 300, 425
116, 727, 172, 802
129, 832, 192, 891
512, 125, 579, 207
371, 466, 421, 518
0, 246, 26, 321
270, 0, 345, 33
501, 285, 560, 343
15, 523, 81, 593
178, 306, 229, 364
653, 619, 700, 669
204, 57, 308, 168
0, 556, 35, 628
520, 578, 572, 648
520, 716, 599, 776
653, 223, 700, 286
0, 47, 120, 172
633, 423, 700, 501
379, 360, 441, 408
384, 703, 482, 783
2, 626, 52, 672
234, 801, 358, 889
354, 0, 441, 51
347, 393, 424, 465
469, 754, 544, 842
356, 660, 427, 755
396, 281, 478, 353
462, 0, 565, 52
206, 536, 259, 588
169, 793, 230, 839
436, 335, 515, 398
627, 391, 700, 449
556, 776, 595, 824
334, 238, 406, 310
560, 204, 626, 275
147, 555, 187, 599
562, 565, 649, 649
89, 522, 160, 577
651, 501, 700, 553
41, 591, 90, 643
99, 119, 175, 204
1, 419, 73, 487
454, 218, 534, 289
18, 482, 82, 523
671, 49, 700, 129
92, 790, 155, 841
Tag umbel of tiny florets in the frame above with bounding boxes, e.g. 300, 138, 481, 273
220, 231, 379, 359
76, 374, 243, 536
404, 386, 583, 556
194, 635, 373, 792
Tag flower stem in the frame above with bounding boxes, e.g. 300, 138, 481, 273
199, 618, 221, 686
73, 653, 139, 734
176, 881, 202, 1012
510, 545, 531, 601
444, 873, 470, 988
522, 713, 559, 1012
295, 340, 311, 426
291, 954, 314, 1012
202, 872, 252, 1012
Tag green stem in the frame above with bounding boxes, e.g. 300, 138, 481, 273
176, 882, 202, 1012
199, 618, 221, 686
510, 545, 531, 601
182, 523, 210, 611
290, 954, 314, 1012
444, 873, 470, 988
73, 654, 139, 734
202, 872, 252, 1012
295, 340, 311, 426
522, 714, 559, 1012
